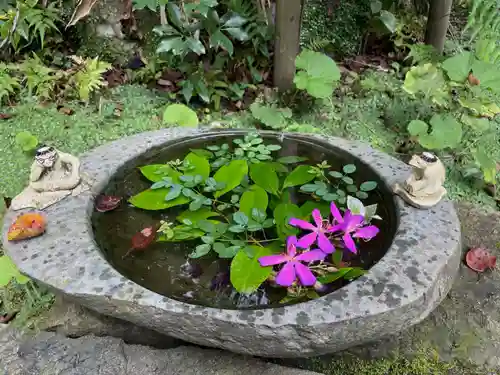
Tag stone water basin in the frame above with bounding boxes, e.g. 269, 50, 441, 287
2, 129, 461, 357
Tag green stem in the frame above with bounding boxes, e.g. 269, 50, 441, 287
23, 283, 35, 306
29, 281, 42, 300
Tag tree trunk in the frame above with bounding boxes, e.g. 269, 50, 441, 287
273, 0, 303, 91
424, 0, 453, 53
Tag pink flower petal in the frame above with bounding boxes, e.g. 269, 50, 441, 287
289, 218, 316, 231
345, 214, 364, 232
296, 232, 317, 249
317, 232, 334, 254
295, 249, 326, 262
287, 235, 297, 257
311, 209, 323, 227
330, 201, 343, 223
353, 225, 379, 240
328, 223, 344, 233
294, 262, 316, 286
275, 262, 296, 286
258, 254, 288, 266
342, 233, 357, 254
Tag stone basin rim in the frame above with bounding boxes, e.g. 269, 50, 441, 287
2, 128, 461, 328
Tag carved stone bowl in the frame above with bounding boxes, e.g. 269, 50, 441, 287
2, 129, 461, 357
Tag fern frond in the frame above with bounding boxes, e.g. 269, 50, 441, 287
74, 57, 112, 101
406, 43, 444, 65
475, 36, 500, 64
465, 0, 500, 40
0, 63, 20, 104
304, 37, 331, 52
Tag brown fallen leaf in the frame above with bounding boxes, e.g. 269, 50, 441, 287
95, 195, 122, 212
468, 72, 480, 86
122, 226, 156, 259
0, 113, 12, 120
57, 106, 74, 115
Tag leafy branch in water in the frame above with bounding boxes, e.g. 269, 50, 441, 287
128, 132, 382, 303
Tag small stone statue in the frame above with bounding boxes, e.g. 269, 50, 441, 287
393, 152, 447, 209
10, 146, 84, 211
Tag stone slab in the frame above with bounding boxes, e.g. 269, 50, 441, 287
0, 330, 321, 375
34, 295, 181, 349
2, 129, 462, 357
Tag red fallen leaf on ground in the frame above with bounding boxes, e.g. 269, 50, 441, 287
95, 195, 122, 212
122, 226, 155, 259
465, 247, 497, 273
7, 213, 46, 241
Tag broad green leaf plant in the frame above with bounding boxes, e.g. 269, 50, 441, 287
247, 50, 341, 133
402, 45, 500, 185
128, 132, 382, 304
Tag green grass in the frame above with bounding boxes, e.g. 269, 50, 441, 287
1, 81, 498, 211
0, 85, 167, 198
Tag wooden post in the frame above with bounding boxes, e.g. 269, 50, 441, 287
273, 0, 303, 91
424, 0, 453, 53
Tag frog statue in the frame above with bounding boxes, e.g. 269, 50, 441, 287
10, 146, 90, 211
392, 152, 447, 209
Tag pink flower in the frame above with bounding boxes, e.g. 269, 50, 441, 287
329, 202, 379, 254
289, 209, 335, 254
258, 236, 326, 287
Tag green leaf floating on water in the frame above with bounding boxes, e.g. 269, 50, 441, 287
213, 159, 248, 198
0, 255, 30, 286
129, 188, 190, 210
239, 185, 268, 218
230, 246, 273, 294
250, 162, 279, 195
183, 152, 210, 181
317, 267, 366, 284
140, 165, 181, 183
299, 201, 330, 220
283, 165, 315, 189
177, 208, 220, 223
277, 156, 308, 164
274, 203, 302, 239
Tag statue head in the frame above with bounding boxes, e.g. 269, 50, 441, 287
408, 152, 438, 169
35, 146, 58, 168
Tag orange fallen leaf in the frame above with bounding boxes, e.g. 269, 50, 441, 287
7, 213, 46, 241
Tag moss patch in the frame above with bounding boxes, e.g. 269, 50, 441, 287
275, 348, 484, 375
